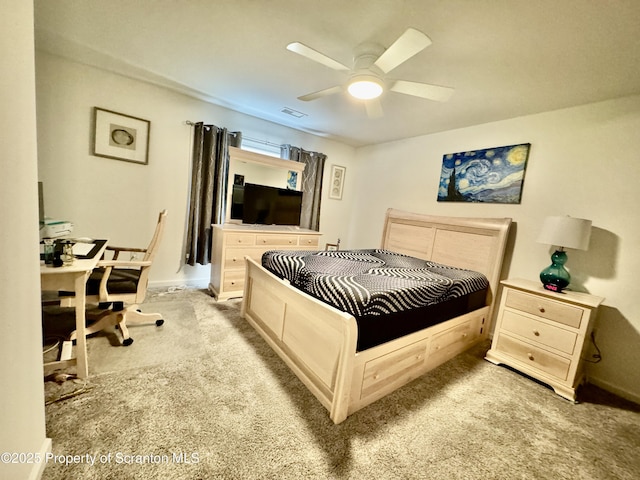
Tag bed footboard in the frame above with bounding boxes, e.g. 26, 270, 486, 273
242, 257, 358, 424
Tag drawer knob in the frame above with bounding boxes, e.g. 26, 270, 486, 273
527, 353, 535, 361
533, 330, 540, 336
462, 333, 468, 338
538, 306, 546, 313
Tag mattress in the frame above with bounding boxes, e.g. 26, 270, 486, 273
262, 249, 489, 350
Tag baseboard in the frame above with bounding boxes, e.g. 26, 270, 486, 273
148, 279, 209, 290
29, 437, 52, 480
587, 376, 640, 405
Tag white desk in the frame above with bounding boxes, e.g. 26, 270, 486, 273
40, 241, 108, 379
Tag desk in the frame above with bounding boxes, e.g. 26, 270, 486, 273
40, 240, 108, 379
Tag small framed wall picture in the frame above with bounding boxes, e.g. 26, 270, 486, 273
329, 164, 346, 200
93, 107, 151, 165
325, 243, 339, 251
287, 170, 298, 189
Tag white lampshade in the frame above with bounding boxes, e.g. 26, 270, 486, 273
536, 215, 592, 251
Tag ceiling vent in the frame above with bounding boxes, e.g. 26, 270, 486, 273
281, 107, 307, 118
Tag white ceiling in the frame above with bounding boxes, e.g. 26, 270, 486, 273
34, 0, 640, 147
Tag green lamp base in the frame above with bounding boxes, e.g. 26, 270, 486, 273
540, 249, 570, 292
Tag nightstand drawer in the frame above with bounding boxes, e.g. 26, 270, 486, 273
496, 334, 570, 381
505, 289, 583, 329
501, 310, 578, 355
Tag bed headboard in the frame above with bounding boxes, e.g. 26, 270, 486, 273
381, 208, 512, 306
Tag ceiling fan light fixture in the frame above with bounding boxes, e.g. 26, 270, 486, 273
347, 75, 384, 100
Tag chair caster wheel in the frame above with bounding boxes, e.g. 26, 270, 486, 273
156, 319, 164, 326
122, 338, 134, 346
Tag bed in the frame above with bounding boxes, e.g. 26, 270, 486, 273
241, 209, 512, 423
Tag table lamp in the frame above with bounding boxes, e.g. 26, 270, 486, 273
536, 215, 592, 292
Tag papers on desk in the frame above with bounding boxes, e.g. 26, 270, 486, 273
72, 242, 95, 256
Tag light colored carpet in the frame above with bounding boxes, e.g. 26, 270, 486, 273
84, 301, 204, 375
42, 288, 640, 479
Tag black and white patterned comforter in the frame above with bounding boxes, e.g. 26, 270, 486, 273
262, 249, 489, 318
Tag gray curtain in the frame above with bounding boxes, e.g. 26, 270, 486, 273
281, 145, 326, 231
185, 123, 241, 265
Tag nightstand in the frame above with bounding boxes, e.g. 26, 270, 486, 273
485, 278, 604, 401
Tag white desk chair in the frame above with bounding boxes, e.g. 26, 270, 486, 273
62, 210, 168, 346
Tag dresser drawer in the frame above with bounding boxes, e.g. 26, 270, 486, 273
225, 233, 256, 246
222, 270, 245, 292
496, 334, 571, 381
299, 236, 320, 247
224, 248, 264, 269
501, 310, 578, 355
505, 289, 583, 329
256, 234, 298, 247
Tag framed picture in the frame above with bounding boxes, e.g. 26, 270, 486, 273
437, 143, 531, 204
328, 164, 346, 200
287, 170, 298, 189
93, 107, 150, 165
325, 243, 339, 251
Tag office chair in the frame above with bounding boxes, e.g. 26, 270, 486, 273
64, 210, 168, 346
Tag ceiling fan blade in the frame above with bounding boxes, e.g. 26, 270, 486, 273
374, 28, 432, 74
390, 80, 454, 102
286, 42, 350, 71
364, 98, 384, 119
297, 85, 343, 101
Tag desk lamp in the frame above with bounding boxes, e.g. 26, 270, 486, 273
536, 215, 592, 292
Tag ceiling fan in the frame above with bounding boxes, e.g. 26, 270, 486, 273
286, 28, 454, 118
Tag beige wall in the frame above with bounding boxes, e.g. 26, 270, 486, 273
35, 52, 357, 287
350, 96, 640, 403
0, 2, 51, 479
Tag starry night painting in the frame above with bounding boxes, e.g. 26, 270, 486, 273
437, 143, 531, 204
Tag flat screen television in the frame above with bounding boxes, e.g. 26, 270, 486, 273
235, 183, 303, 226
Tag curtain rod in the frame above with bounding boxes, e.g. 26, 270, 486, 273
185, 120, 283, 149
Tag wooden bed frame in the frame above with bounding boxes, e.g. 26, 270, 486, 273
241, 209, 511, 423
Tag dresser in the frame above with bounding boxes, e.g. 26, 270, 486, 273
485, 278, 604, 401
209, 224, 322, 301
